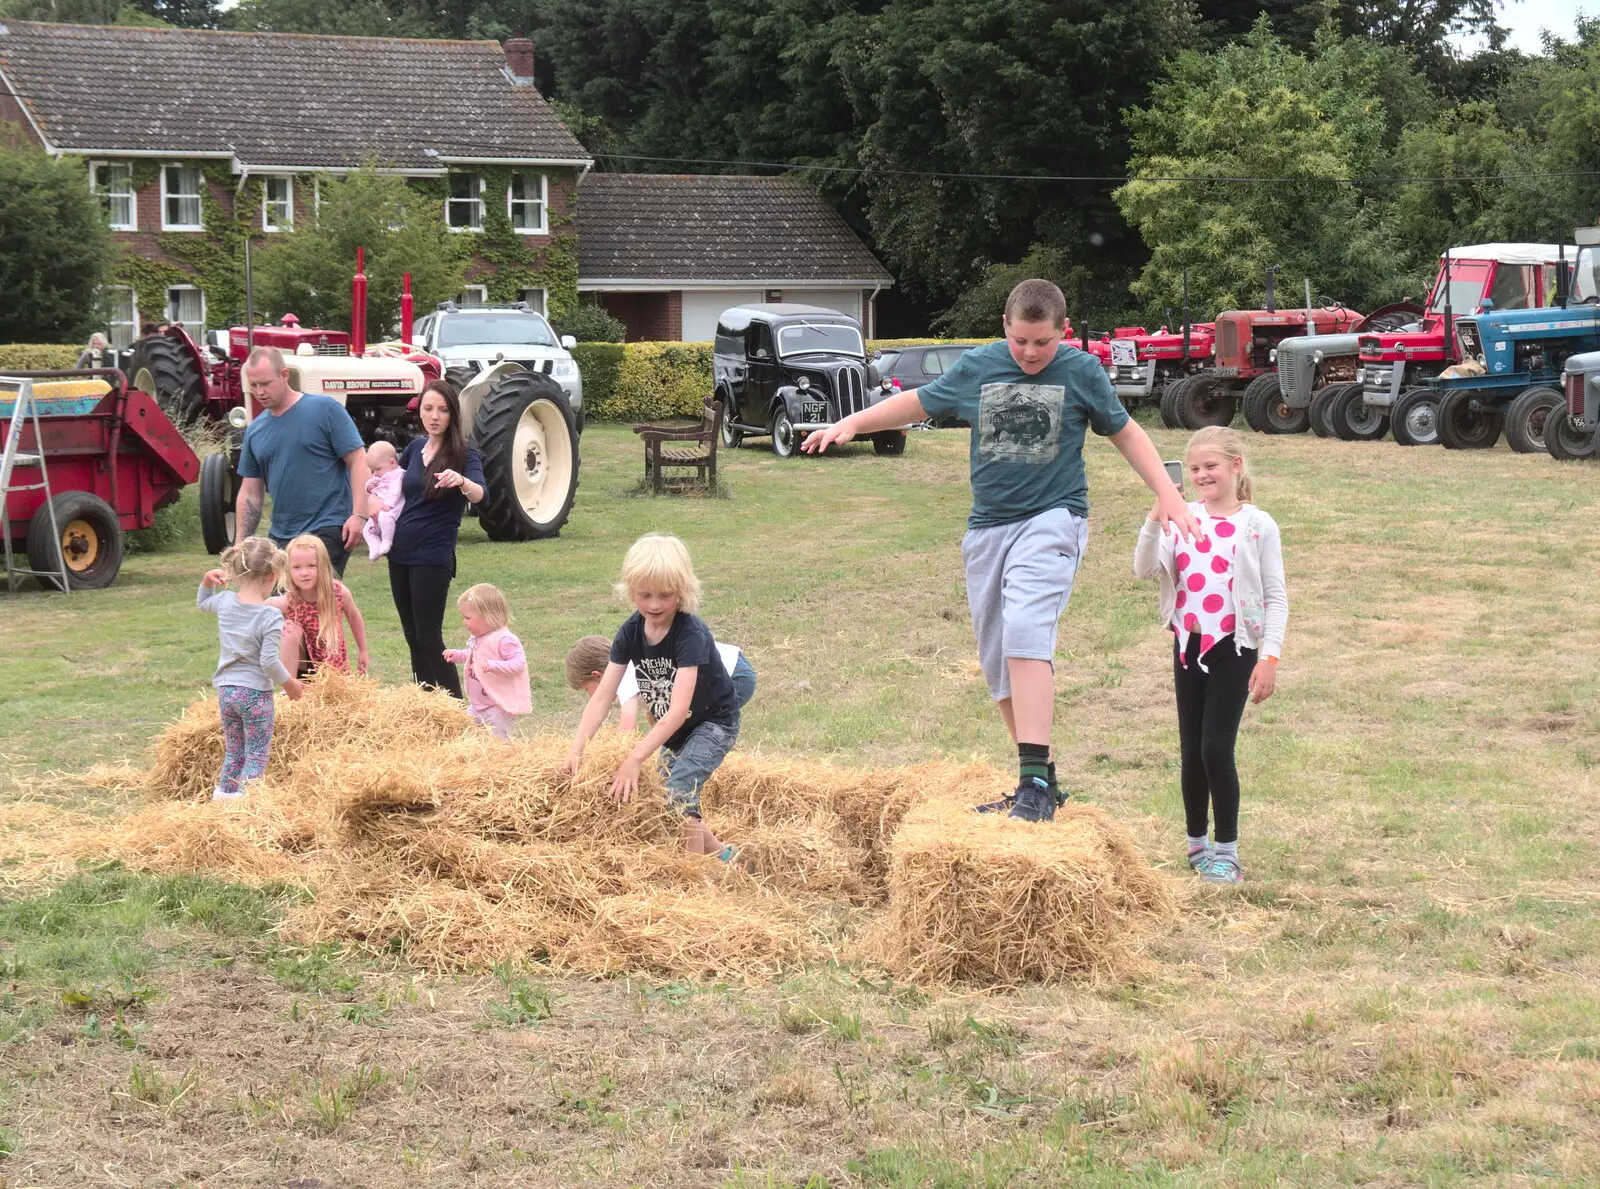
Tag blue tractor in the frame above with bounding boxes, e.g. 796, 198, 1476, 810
1430, 229, 1600, 450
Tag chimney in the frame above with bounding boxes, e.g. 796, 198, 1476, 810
504, 37, 535, 84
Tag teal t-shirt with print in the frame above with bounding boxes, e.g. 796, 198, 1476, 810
916, 341, 1129, 528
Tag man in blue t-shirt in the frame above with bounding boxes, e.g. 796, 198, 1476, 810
234, 346, 369, 576
804, 279, 1200, 823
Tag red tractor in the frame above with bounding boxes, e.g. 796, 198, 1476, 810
1104, 322, 1217, 410
1160, 268, 1365, 430
1354, 244, 1569, 446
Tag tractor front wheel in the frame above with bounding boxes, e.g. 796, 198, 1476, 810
1308, 383, 1350, 439
199, 451, 237, 556
25, 491, 123, 590
470, 370, 580, 540
1390, 388, 1440, 446
1505, 386, 1563, 454
1330, 385, 1390, 442
128, 335, 206, 426
1437, 390, 1503, 450
1545, 410, 1599, 460
1242, 374, 1308, 434
1159, 377, 1190, 429
1176, 375, 1236, 430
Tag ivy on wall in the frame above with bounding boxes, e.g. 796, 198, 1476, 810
467, 167, 580, 318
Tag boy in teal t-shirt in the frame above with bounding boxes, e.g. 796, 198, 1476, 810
804, 279, 1198, 822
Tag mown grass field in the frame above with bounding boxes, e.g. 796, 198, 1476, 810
1, 419, 1597, 1187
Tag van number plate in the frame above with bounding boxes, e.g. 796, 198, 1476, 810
803, 400, 827, 421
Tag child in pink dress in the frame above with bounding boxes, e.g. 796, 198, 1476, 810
442, 583, 530, 739
362, 440, 405, 561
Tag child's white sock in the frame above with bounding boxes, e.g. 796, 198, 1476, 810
1213, 840, 1239, 861
1186, 834, 1210, 868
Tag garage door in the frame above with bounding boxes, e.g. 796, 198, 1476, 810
785, 290, 861, 321
681, 291, 762, 341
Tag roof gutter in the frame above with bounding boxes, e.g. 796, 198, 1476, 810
437, 155, 595, 169
578, 278, 895, 291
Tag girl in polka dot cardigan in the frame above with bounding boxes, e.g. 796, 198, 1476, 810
1133, 426, 1288, 885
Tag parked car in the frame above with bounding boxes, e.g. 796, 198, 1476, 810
714, 304, 907, 457
870, 342, 982, 427
410, 302, 585, 432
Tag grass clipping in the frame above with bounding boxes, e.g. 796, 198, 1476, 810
94, 673, 1174, 984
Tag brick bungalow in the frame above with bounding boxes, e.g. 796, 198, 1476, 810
577, 173, 894, 341
0, 20, 894, 346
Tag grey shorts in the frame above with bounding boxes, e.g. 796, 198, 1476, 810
961, 507, 1090, 701
660, 715, 739, 818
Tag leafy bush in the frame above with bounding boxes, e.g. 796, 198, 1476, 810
0, 344, 82, 370
552, 302, 626, 344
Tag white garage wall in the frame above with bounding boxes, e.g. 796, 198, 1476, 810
784, 290, 862, 321
681, 291, 762, 341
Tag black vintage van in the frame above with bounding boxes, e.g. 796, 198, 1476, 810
713, 304, 906, 457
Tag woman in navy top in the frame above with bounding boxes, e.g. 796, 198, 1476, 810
387, 378, 486, 697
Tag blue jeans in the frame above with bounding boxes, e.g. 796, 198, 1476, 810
730, 654, 757, 708
660, 716, 739, 818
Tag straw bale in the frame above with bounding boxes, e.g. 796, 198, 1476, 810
146, 672, 474, 801
721, 812, 872, 903
868, 796, 1179, 986
102, 801, 305, 884
567, 891, 821, 980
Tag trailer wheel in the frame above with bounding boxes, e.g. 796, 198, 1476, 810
1330, 384, 1390, 442
1505, 386, 1563, 454
1390, 388, 1440, 446
1545, 410, 1598, 460
1308, 383, 1349, 438
128, 335, 206, 426
1241, 373, 1307, 434
1437, 390, 1503, 450
470, 370, 580, 540
1176, 375, 1236, 429
26, 491, 123, 590
199, 451, 236, 556
1159, 377, 1190, 429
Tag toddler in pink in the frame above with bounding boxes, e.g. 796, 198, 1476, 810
362, 440, 405, 560
443, 583, 530, 739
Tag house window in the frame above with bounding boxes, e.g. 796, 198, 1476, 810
105, 286, 138, 349
167, 285, 205, 330
262, 176, 293, 232
161, 164, 204, 230
90, 161, 136, 230
507, 172, 547, 234
459, 285, 488, 308
517, 288, 547, 315
447, 173, 484, 231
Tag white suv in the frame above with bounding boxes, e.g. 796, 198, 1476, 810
412, 302, 584, 430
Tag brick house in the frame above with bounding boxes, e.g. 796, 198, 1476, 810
0, 19, 591, 346
577, 173, 894, 341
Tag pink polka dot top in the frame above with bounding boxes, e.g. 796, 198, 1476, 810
1172, 506, 1240, 669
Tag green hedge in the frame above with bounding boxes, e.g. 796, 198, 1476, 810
0, 344, 82, 371
575, 338, 971, 422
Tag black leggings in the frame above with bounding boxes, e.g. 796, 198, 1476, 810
1173, 632, 1256, 844
388, 561, 463, 698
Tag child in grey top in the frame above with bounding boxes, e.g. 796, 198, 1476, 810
198, 540, 302, 801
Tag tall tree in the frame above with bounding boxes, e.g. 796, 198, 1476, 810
0, 0, 168, 24
0, 135, 112, 342
251, 168, 470, 335
225, 0, 437, 36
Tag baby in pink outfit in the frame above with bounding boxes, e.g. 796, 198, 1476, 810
442, 583, 530, 740
362, 441, 405, 560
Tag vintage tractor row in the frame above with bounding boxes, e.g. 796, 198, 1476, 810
179, 255, 581, 555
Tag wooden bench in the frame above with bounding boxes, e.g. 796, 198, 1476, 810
635, 397, 723, 493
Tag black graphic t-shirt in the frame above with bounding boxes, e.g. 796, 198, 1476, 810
916, 340, 1129, 528
609, 610, 739, 751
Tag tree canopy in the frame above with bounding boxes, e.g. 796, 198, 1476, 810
0, 135, 112, 342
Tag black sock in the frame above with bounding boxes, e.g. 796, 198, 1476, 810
1046, 760, 1058, 789
1018, 743, 1049, 786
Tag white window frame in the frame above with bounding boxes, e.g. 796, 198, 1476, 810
262, 175, 293, 232
446, 173, 485, 232
106, 285, 139, 349
507, 172, 548, 235
90, 160, 136, 231
517, 287, 548, 315
458, 285, 489, 308
160, 164, 204, 231
166, 284, 206, 330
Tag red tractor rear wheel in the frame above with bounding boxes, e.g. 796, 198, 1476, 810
1175, 374, 1237, 430
128, 334, 206, 426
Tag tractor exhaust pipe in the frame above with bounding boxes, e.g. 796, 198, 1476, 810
1558, 241, 1569, 309
1442, 248, 1453, 365
352, 246, 368, 356
1181, 268, 1191, 362
401, 272, 414, 346
244, 235, 255, 353
1265, 264, 1277, 314
1078, 276, 1089, 350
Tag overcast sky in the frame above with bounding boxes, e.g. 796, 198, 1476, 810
1463, 0, 1595, 52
